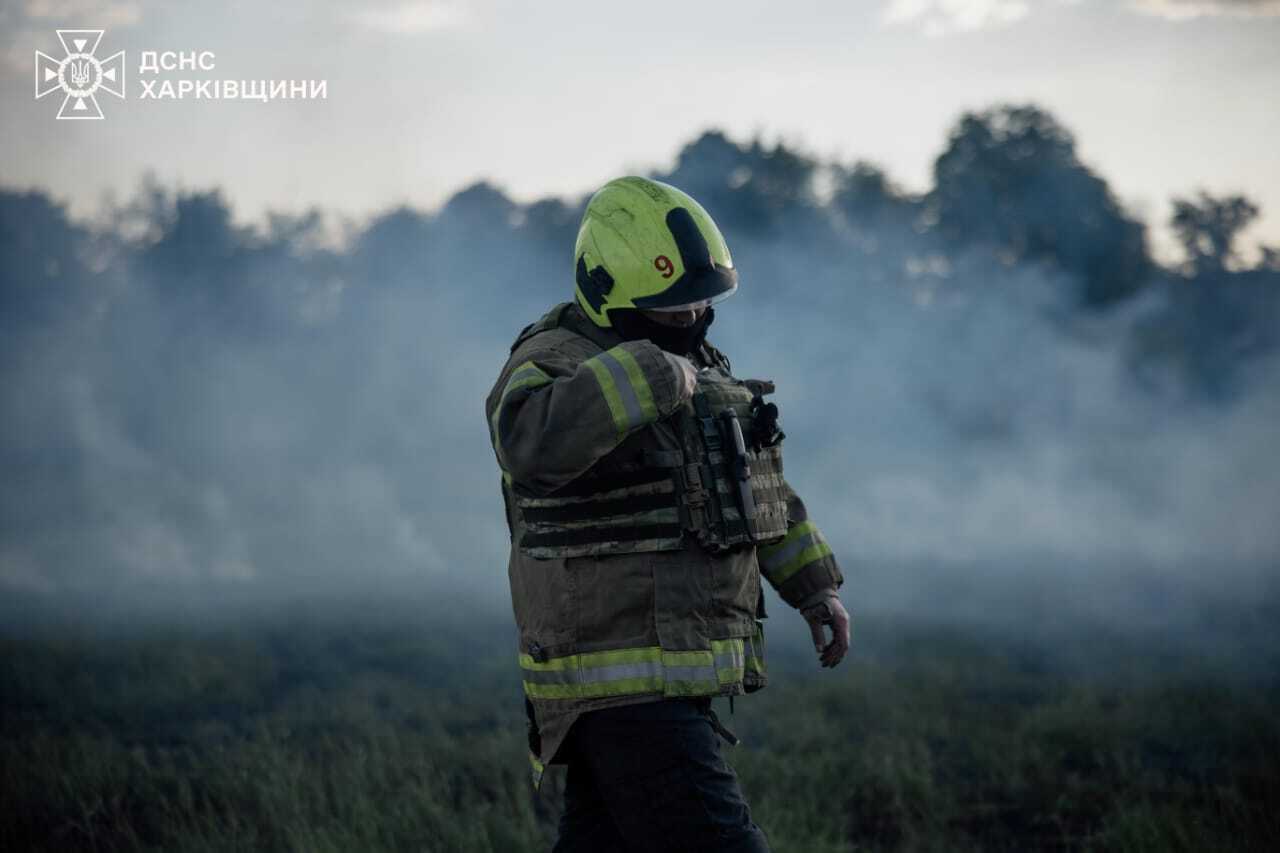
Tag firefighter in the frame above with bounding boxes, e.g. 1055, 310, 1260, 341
485, 176, 851, 852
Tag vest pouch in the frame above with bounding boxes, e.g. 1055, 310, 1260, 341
683, 369, 789, 551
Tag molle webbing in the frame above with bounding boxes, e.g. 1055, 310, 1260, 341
681, 376, 789, 550
514, 470, 685, 558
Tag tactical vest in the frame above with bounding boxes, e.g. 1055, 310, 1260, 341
507, 309, 790, 559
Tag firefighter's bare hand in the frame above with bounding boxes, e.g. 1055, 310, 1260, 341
801, 595, 851, 668
663, 352, 698, 402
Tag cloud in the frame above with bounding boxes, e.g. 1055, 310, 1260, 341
22, 0, 143, 26
1131, 0, 1280, 19
879, 0, 1280, 34
349, 1, 470, 35
882, 0, 1031, 36
1, 1, 142, 75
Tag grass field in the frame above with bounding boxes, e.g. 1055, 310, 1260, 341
2, 601, 1278, 852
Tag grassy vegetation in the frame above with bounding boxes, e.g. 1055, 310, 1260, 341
2, 607, 1277, 852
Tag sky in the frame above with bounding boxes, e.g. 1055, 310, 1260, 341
1, 0, 1278, 262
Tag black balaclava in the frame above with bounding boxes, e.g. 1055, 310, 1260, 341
610, 307, 715, 356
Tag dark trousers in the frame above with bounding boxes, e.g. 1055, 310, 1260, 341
551, 698, 771, 853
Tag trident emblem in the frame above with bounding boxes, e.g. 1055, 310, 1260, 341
69, 59, 92, 89
34, 30, 126, 120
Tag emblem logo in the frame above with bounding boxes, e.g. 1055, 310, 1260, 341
35, 30, 126, 120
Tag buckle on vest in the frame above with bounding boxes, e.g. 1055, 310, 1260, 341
682, 464, 709, 505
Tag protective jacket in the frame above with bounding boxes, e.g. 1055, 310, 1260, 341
485, 302, 844, 787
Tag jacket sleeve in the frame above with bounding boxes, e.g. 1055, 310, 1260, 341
486, 339, 687, 495
756, 481, 845, 609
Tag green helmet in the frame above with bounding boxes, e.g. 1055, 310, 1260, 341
574, 176, 738, 328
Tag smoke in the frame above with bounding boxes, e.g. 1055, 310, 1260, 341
704, 239, 1277, 636
1, 123, 1277, 641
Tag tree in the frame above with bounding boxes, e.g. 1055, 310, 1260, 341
832, 162, 917, 231
1170, 192, 1259, 275
928, 104, 1152, 307
437, 181, 517, 232
520, 197, 582, 251
655, 131, 821, 238
0, 190, 93, 329
1262, 246, 1280, 273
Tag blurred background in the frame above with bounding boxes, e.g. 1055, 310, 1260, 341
2, 2, 1278, 851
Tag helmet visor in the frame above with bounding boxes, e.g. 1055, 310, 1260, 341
640, 285, 737, 313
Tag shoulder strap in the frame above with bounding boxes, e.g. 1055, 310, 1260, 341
509, 302, 575, 353
510, 301, 623, 355
555, 301, 622, 353
699, 339, 732, 372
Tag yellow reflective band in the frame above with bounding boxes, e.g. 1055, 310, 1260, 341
661, 677, 721, 698
711, 638, 746, 684
523, 676, 663, 700
584, 346, 656, 437
760, 520, 817, 561
584, 355, 628, 436
609, 346, 658, 423
520, 645, 740, 701
772, 542, 834, 584
744, 629, 766, 677
662, 649, 715, 667
759, 520, 833, 584
529, 751, 545, 790
709, 638, 743, 655
502, 361, 553, 400
520, 645, 662, 672
491, 360, 553, 441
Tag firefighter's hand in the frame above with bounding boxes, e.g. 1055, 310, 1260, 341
801, 595, 851, 668
663, 352, 698, 403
